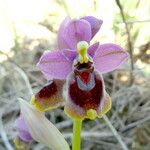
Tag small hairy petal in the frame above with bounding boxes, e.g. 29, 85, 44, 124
63, 19, 92, 49
93, 43, 129, 73
88, 42, 99, 58
57, 17, 71, 50
37, 50, 72, 80
98, 92, 112, 118
16, 114, 33, 142
19, 99, 70, 150
81, 16, 103, 38
32, 80, 65, 112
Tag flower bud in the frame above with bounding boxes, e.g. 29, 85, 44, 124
19, 99, 70, 150
15, 114, 33, 142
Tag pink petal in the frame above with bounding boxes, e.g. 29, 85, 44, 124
93, 44, 129, 73
81, 16, 103, 38
88, 42, 99, 58
37, 50, 73, 80
63, 19, 92, 49
57, 17, 71, 50
16, 114, 33, 142
61, 49, 77, 62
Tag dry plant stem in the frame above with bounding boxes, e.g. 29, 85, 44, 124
118, 19, 150, 24
121, 115, 150, 132
0, 119, 14, 150
103, 115, 128, 150
0, 51, 33, 95
14, 64, 33, 95
56, 120, 72, 129
56, 0, 70, 15
115, 0, 134, 86
63, 131, 113, 139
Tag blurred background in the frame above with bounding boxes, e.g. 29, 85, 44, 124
0, 0, 150, 149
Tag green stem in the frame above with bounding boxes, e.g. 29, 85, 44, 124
72, 119, 82, 150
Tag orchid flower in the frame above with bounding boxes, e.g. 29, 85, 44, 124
15, 16, 128, 150
33, 16, 128, 120
14, 114, 33, 150
16, 114, 33, 143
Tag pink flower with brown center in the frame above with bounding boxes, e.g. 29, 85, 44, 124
15, 16, 129, 145
31, 16, 128, 120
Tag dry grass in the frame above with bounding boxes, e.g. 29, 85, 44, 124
0, 38, 150, 150
0, 0, 150, 149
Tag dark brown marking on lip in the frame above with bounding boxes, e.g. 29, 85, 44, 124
69, 62, 103, 110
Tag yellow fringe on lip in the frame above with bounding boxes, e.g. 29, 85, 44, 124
98, 96, 112, 118
86, 109, 98, 120
30, 96, 44, 112
30, 96, 64, 112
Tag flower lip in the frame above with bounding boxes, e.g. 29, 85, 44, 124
68, 70, 104, 111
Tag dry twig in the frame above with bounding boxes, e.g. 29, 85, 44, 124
115, 0, 134, 85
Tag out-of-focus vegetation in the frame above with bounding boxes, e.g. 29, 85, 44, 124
0, 0, 150, 150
